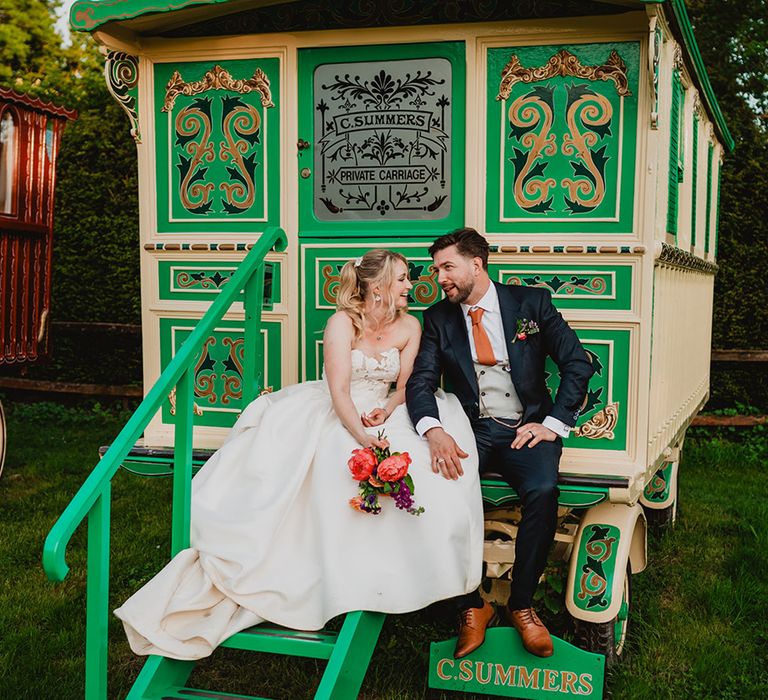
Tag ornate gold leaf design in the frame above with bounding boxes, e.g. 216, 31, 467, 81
508, 88, 557, 210
168, 388, 204, 417
163, 65, 274, 113
496, 49, 631, 101
560, 88, 612, 210
574, 401, 619, 440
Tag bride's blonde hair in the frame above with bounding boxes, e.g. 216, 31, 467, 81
336, 249, 409, 339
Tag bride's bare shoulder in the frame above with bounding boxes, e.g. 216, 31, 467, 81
401, 312, 422, 331
324, 311, 355, 337
399, 312, 422, 340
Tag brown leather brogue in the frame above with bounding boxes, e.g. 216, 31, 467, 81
504, 606, 554, 657
453, 600, 497, 659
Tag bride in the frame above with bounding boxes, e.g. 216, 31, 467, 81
115, 249, 484, 660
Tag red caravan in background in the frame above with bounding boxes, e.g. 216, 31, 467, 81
0, 87, 76, 474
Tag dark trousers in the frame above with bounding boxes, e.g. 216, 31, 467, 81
459, 418, 561, 611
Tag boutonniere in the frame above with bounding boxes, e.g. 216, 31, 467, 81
512, 318, 540, 343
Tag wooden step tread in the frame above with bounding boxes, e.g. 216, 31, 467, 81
161, 688, 267, 700
220, 623, 338, 659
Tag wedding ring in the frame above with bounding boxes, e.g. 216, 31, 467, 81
437, 458, 445, 463
528, 430, 534, 437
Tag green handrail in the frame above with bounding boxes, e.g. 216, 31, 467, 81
43, 226, 287, 582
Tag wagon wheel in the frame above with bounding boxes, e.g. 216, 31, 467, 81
0, 400, 6, 478
643, 465, 679, 535
573, 562, 630, 667
644, 497, 678, 533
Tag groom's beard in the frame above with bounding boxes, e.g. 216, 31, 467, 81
442, 279, 474, 304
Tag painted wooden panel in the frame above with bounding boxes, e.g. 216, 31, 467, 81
158, 259, 280, 308
153, 58, 281, 233
486, 42, 640, 234
494, 264, 633, 311
159, 317, 282, 428
547, 328, 630, 451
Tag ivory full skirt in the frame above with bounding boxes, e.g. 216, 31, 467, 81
115, 381, 483, 660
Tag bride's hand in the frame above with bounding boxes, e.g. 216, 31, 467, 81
359, 433, 390, 450
361, 408, 388, 427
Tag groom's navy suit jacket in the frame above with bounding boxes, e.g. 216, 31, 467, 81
406, 281, 594, 431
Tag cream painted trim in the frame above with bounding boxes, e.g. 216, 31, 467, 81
676, 80, 694, 251
566, 501, 647, 624
136, 12, 650, 57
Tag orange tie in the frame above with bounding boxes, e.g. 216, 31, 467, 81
468, 307, 497, 366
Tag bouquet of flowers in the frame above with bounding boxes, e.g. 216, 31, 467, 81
348, 431, 425, 516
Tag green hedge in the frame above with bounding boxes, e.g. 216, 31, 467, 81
52, 92, 141, 325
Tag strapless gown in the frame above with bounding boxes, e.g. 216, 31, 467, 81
115, 347, 483, 660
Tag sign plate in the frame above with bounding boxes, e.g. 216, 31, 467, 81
429, 628, 605, 698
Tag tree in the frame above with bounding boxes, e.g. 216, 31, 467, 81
0, 0, 96, 102
0, 0, 141, 384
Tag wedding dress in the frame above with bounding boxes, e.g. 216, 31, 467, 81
115, 347, 483, 660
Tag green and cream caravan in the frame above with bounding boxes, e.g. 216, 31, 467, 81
44, 1, 731, 698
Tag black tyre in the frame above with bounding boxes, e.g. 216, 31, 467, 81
643, 500, 676, 534
573, 564, 630, 667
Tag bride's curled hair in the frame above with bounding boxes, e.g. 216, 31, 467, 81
336, 249, 409, 339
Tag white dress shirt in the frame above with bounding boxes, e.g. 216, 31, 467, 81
415, 282, 571, 438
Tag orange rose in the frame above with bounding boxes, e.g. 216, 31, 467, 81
348, 448, 377, 481
377, 452, 412, 482
349, 496, 365, 512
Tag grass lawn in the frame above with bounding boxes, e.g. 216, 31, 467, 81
1, 400, 766, 699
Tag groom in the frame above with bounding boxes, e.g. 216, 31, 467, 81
406, 228, 593, 659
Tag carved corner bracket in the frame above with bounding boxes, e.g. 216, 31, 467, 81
104, 51, 141, 143
496, 48, 631, 102
163, 65, 274, 113
648, 15, 662, 130
574, 402, 620, 440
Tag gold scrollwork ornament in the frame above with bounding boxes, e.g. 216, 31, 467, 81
496, 49, 631, 102
168, 387, 204, 417
163, 65, 274, 112
574, 402, 619, 440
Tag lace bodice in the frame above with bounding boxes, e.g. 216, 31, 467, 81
321, 347, 400, 407
351, 346, 399, 383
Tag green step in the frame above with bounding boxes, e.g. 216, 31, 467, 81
481, 479, 614, 508
159, 689, 267, 700
220, 624, 338, 659
127, 612, 385, 700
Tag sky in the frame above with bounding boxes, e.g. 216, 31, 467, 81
55, 0, 77, 43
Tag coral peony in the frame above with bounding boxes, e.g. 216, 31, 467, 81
348, 448, 377, 481
377, 452, 412, 482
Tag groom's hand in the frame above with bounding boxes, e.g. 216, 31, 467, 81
511, 423, 557, 449
425, 427, 468, 480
